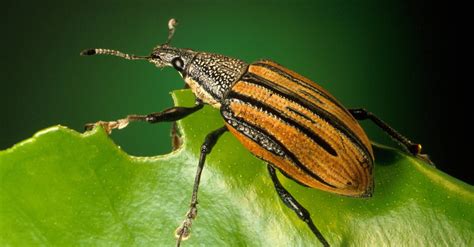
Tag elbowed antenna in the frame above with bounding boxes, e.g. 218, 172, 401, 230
163, 18, 178, 46
80, 18, 179, 60
80, 48, 151, 60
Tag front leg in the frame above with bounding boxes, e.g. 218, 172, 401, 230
175, 126, 228, 247
85, 104, 203, 134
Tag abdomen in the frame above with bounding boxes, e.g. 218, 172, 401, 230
220, 60, 374, 197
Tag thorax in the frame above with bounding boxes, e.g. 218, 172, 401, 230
184, 52, 248, 108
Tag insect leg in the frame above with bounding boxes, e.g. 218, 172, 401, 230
267, 165, 330, 247
84, 103, 203, 134
348, 108, 432, 164
175, 126, 228, 247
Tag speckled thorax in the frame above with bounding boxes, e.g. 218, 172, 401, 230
183, 52, 248, 108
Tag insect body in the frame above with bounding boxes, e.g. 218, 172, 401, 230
81, 19, 430, 247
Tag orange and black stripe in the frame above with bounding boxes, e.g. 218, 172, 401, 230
221, 60, 374, 197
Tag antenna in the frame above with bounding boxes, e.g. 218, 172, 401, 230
80, 18, 179, 59
163, 18, 178, 46
80, 48, 150, 60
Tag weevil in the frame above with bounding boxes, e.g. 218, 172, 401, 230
81, 19, 431, 247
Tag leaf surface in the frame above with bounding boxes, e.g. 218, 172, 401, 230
1, 90, 473, 246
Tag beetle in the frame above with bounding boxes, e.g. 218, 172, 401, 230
81, 19, 431, 247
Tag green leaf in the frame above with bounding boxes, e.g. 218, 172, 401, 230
1, 89, 473, 246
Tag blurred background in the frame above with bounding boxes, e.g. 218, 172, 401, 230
2, 1, 471, 184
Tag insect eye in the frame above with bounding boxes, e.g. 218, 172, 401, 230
171, 57, 185, 71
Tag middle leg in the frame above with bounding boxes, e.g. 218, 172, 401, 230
267, 164, 330, 247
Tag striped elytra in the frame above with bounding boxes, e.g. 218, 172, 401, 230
220, 60, 374, 197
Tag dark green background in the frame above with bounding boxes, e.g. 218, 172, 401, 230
2, 1, 471, 183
